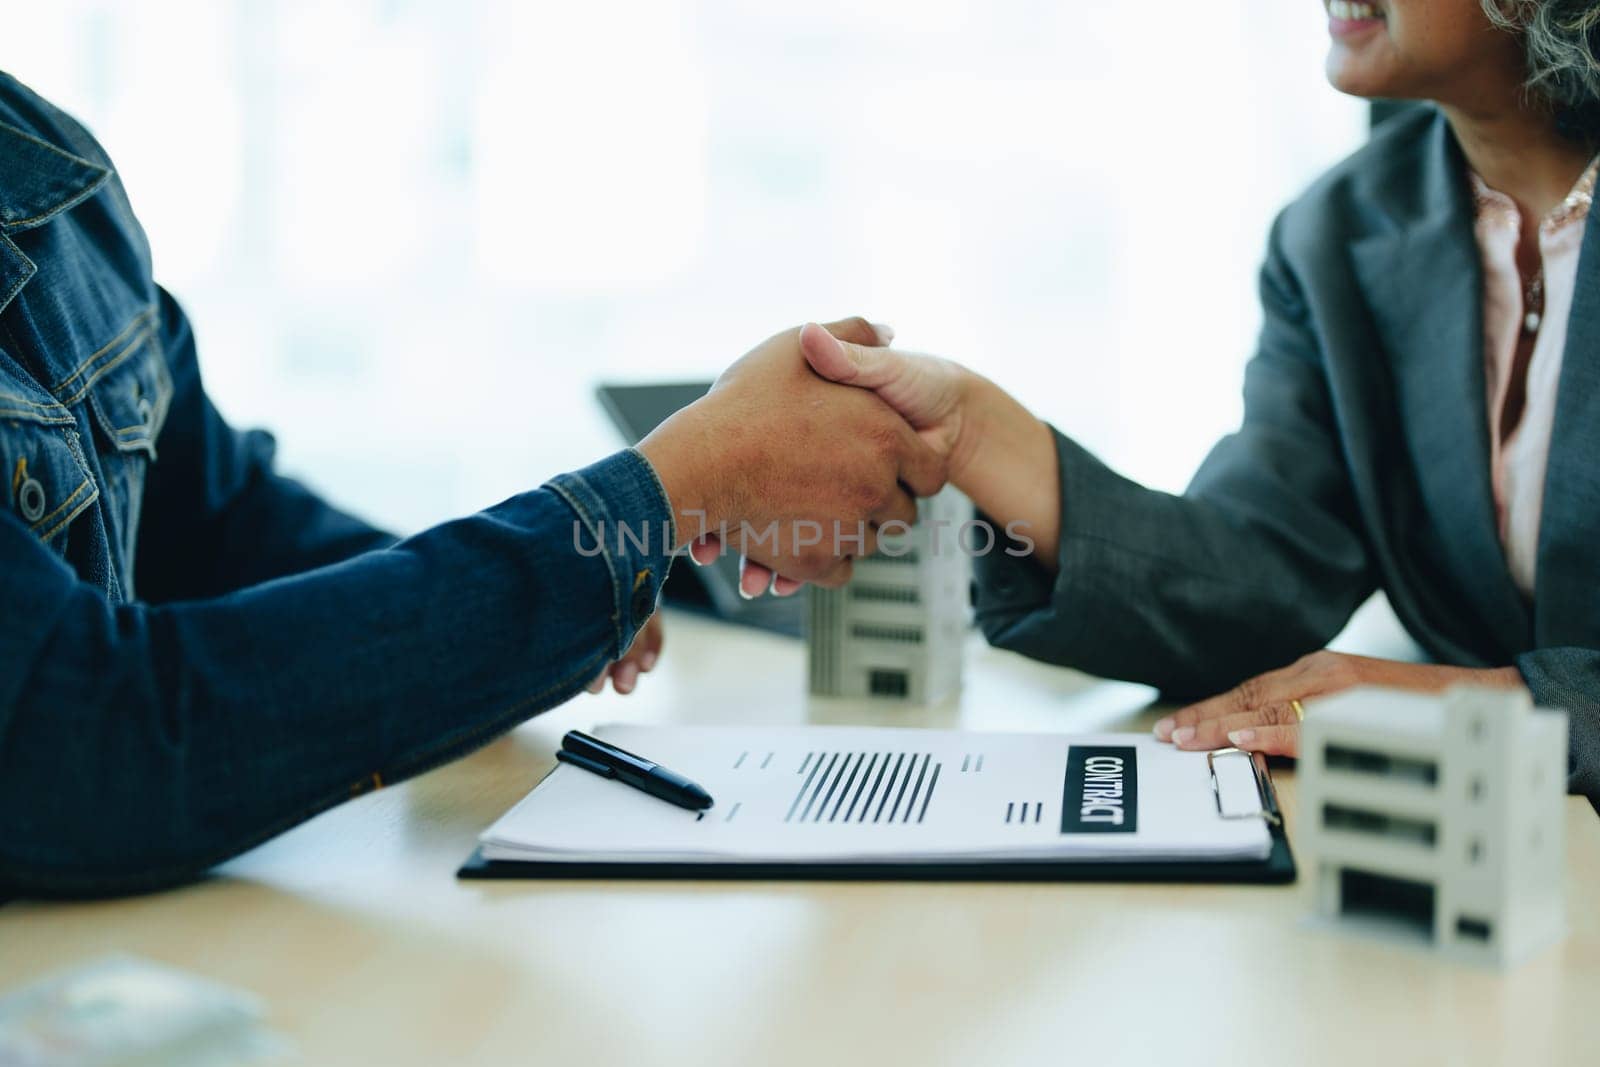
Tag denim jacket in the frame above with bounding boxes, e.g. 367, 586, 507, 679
0, 73, 675, 896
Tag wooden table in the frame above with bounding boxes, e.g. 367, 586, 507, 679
4, 613, 1596, 1066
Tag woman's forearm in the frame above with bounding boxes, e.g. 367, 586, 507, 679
790, 328, 1064, 569
951, 372, 1062, 567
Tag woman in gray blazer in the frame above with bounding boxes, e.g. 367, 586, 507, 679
766, 0, 1600, 798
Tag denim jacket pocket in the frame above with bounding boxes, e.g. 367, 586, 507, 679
72, 324, 170, 587
78, 321, 172, 460
0, 395, 98, 550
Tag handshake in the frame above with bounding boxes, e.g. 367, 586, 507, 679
635, 317, 1006, 597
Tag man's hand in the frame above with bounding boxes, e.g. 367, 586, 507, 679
719, 323, 977, 597
638, 318, 948, 587
1154, 651, 1526, 756
797, 323, 975, 475
585, 612, 664, 695
729, 322, 1064, 597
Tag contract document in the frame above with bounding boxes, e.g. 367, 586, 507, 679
478, 726, 1274, 866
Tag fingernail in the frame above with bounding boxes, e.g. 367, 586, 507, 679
872, 322, 895, 344
1171, 726, 1195, 746
640, 651, 658, 671
616, 664, 638, 693
1152, 716, 1175, 740
1228, 729, 1255, 746
586, 674, 606, 694
687, 536, 717, 567
738, 583, 755, 600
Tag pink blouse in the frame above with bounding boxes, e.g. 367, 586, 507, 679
1470, 158, 1599, 598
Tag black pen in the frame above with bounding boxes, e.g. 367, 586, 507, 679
556, 730, 714, 811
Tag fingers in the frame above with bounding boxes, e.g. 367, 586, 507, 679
771, 574, 805, 597
895, 426, 948, 498
1227, 724, 1301, 758
1153, 662, 1302, 742
637, 613, 664, 669
611, 660, 641, 694
695, 532, 801, 597
801, 323, 963, 451
591, 615, 664, 695
710, 544, 805, 599
738, 556, 777, 600
872, 487, 919, 530
821, 316, 894, 348
1149, 653, 1331, 753
1169, 704, 1299, 751
737, 557, 805, 598
688, 532, 721, 566
732, 486, 915, 599
806, 556, 854, 589
802, 321, 906, 390
737, 556, 806, 598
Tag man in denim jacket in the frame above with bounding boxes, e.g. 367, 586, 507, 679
0, 73, 944, 896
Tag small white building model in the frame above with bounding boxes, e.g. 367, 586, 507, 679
1299, 684, 1568, 968
806, 488, 970, 704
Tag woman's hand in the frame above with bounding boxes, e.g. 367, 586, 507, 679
798, 322, 974, 470
1154, 651, 1525, 756
731, 323, 1063, 596
639, 318, 947, 588
586, 612, 665, 695
685, 321, 931, 599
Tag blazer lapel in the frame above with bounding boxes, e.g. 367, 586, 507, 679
1349, 112, 1534, 655
1534, 212, 1600, 646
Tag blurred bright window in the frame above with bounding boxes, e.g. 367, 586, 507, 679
6, 1, 1366, 534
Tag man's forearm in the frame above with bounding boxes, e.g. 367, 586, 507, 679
0, 450, 673, 896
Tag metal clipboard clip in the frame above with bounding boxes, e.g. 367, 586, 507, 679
1206, 748, 1283, 827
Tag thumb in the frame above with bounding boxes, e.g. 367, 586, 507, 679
800, 322, 957, 433
800, 321, 906, 391
821, 315, 895, 348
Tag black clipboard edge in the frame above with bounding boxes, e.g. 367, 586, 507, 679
456, 820, 1294, 885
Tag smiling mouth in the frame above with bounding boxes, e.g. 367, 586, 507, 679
1326, 1, 1385, 20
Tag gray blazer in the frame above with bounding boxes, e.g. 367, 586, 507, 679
973, 106, 1600, 800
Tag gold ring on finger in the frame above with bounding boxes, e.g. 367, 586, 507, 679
1290, 698, 1306, 723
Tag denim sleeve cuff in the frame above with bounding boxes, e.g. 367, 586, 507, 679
545, 447, 676, 660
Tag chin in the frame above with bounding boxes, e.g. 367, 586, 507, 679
1325, 51, 1395, 100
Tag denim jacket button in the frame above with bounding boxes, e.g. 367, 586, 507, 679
17, 476, 45, 523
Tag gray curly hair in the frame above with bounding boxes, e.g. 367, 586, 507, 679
1483, 1, 1600, 141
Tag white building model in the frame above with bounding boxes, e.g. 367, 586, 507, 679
806, 488, 970, 704
1299, 684, 1568, 967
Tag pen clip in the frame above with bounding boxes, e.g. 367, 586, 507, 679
563, 729, 654, 772
556, 749, 616, 778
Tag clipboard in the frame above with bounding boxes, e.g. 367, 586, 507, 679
458, 747, 1295, 885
